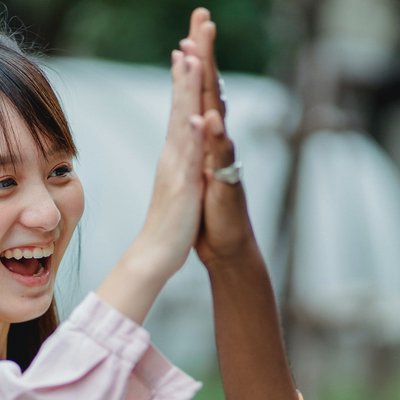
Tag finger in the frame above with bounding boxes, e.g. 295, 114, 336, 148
185, 8, 225, 116
184, 55, 202, 114
180, 29, 214, 73
187, 114, 206, 175
203, 109, 235, 172
182, 23, 225, 117
197, 21, 216, 73
198, 22, 225, 116
189, 7, 211, 43
179, 38, 197, 56
169, 51, 202, 139
170, 50, 186, 124
171, 53, 202, 114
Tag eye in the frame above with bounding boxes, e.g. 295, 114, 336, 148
0, 177, 17, 189
49, 164, 73, 178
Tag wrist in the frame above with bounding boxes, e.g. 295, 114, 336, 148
203, 237, 264, 275
130, 227, 190, 279
96, 235, 180, 325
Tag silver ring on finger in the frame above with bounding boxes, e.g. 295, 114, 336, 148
213, 161, 242, 184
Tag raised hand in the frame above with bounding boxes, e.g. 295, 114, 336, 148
139, 50, 205, 274
179, 8, 255, 268
97, 50, 207, 325
177, 9, 300, 400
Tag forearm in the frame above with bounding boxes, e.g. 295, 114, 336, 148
207, 242, 298, 400
96, 236, 173, 325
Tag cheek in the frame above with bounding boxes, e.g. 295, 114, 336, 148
0, 198, 23, 249
70, 181, 85, 223
58, 179, 85, 229
51, 180, 84, 269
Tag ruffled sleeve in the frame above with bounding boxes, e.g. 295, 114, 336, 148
0, 292, 202, 400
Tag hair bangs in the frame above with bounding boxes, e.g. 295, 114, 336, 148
0, 38, 77, 167
0, 101, 23, 170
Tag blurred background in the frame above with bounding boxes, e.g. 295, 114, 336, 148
4, 0, 400, 399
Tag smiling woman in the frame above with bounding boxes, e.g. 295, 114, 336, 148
0, 7, 301, 400
0, 36, 84, 371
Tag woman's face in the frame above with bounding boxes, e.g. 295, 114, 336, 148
0, 105, 84, 323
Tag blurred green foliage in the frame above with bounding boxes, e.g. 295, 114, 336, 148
3, 0, 272, 73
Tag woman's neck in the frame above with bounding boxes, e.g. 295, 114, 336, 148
0, 322, 10, 359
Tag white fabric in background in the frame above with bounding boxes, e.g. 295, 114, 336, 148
293, 130, 400, 343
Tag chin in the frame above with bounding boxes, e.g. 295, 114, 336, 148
2, 288, 55, 324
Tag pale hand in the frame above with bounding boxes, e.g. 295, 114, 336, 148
137, 50, 206, 277
96, 51, 207, 324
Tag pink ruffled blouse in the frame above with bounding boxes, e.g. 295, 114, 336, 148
0, 293, 202, 399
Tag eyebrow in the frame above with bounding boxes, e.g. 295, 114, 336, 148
0, 145, 68, 167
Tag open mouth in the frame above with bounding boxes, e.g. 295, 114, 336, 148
0, 243, 54, 280
0, 256, 51, 277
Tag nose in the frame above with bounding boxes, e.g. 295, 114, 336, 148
19, 185, 61, 232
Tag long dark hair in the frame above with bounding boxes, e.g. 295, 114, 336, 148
0, 35, 78, 370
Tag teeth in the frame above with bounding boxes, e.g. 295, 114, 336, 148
33, 248, 43, 258
43, 243, 54, 257
23, 249, 33, 259
14, 249, 23, 260
1, 243, 54, 260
